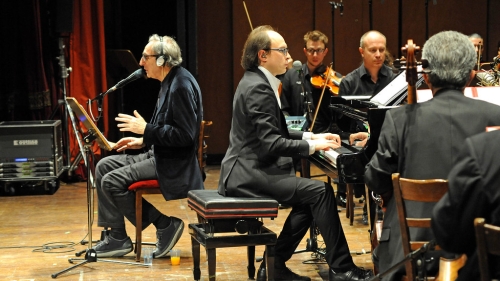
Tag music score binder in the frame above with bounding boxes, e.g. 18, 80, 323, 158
66, 97, 113, 151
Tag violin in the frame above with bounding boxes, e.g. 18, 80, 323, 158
310, 65, 343, 95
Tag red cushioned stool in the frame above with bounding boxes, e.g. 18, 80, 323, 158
187, 189, 278, 281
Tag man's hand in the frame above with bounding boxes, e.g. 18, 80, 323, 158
113, 137, 145, 152
311, 133, 341, 151
312, 133, 341, 144
116, 110, 147, 135
349, 132, 369, 147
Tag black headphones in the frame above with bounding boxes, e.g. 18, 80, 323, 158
156, 36, 165, 67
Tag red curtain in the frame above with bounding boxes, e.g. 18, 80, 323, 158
67, 0, 107, 171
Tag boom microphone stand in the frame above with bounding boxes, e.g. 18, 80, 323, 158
56, 37, 85, 176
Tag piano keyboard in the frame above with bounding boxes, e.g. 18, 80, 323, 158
319, 145, 357, 168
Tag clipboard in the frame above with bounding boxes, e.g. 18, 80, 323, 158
66, 97, 113, 151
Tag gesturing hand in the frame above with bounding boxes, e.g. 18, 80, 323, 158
116, 110, 147, 135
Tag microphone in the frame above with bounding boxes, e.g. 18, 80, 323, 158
106, 68, 147, 94
293, 60, 302, 73
339, 1, 343, 16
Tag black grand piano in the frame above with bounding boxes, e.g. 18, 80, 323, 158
301, 71, 424, 227
313, 70, 424, 184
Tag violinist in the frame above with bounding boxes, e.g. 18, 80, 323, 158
280, 30, 364, 139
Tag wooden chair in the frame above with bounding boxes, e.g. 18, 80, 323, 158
474, 217, 500, 281
392, 173, 449, 281
128, 120, 212, 261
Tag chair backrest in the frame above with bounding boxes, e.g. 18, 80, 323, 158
474, 217, 500, 281
197, 120, 212, 173
392, 173, 449, 281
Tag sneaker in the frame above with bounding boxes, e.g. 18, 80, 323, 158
336, 192, 347, 208
153, 217, 184, 258
92, 235, 133, 257
275, 267, 311, 281
329, 266, 373, 281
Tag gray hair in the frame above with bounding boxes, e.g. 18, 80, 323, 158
422, 30, 476, 90
148, 34, 183, 67
241, 25, 273, 70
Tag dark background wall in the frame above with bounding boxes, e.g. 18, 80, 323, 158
195, 0, 500, 161
2, 0, 498, 163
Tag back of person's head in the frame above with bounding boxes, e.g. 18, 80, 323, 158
303, 30, 328, 46
241, 25, 274, 70
422, 30, 475, 90
148, 34, 183, 68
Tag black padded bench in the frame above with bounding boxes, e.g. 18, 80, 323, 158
187, 189, 279, 281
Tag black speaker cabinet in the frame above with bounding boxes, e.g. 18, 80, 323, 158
0, 120, 64, 195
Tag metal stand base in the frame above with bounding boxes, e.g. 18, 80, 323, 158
50, 143, 145, 279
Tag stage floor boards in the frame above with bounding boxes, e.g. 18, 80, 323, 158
0, 165, 373, 280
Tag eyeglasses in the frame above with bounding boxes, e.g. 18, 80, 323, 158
265, 48, 289, 56
141, 53, 159, 61
306, 48, 325, 55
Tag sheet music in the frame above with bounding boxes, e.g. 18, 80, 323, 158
66, 98, 113, 151
370, 68, 424, 106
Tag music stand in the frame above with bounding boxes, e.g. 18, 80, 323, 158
51, 98, 145, 279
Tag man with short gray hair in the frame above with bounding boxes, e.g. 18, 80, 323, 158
365, 30, 500, 280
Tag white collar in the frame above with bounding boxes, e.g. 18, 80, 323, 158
258, 66, 281, 108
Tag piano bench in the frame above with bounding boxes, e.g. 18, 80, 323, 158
187, 190, 278, 281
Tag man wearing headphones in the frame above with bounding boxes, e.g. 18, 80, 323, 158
93, 34, 204, 258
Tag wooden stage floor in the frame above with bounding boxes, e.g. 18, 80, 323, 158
0, 165, 373, 281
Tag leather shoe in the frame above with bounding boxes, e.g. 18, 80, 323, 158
329, 267, 373, 281
257, 264, 311, 281
275, 267, 311, 281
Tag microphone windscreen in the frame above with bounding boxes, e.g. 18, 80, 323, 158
293, 60, 302, 71
132, 68, 147, 79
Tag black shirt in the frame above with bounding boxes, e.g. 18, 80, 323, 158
339, 64, 396, 97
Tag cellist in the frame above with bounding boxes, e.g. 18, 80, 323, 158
364, 30, 500, 281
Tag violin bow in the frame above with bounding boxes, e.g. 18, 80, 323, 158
310, 63, 334, 132
242, 1, 253, 30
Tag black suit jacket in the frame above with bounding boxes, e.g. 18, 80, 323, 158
432, 130, 500, 280
365, 88, 500, 280
143, 66, 204, 200
218, 68, 310, 200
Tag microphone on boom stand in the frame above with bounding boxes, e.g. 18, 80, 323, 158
90, 68, 147, 122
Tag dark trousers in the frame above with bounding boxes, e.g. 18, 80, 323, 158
274, 179, 354, 271
95, 150, 162, 230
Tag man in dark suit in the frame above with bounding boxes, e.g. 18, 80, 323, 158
93, 34, 204, 258
364, 30, 500, 280
432, 129, 500, 280
218, 25, 373, 281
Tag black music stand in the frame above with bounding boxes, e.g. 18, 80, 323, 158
51, 98, 145, 279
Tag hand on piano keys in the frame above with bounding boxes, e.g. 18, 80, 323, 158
311, 133, 341, 151
349, 132, 369, 147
